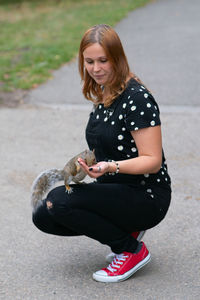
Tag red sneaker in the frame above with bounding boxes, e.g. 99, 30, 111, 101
106, 230, 146, 263
93, 242, 151, 283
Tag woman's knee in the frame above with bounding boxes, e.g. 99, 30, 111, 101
32, 202, 50, 233
32, 209, 43, 230
32, 211, 39, 227
45, 187, 72, 215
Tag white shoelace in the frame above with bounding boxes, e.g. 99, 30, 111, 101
107, 253, 129, 273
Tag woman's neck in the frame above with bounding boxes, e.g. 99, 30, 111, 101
102, 87, 110, 102
101, 75, 132, 104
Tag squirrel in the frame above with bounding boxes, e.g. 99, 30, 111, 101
31, 149, 96, 211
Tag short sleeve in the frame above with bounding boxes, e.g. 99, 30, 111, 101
124, 91, 161, 131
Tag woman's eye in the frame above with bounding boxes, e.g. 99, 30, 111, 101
86, 60, 93, 64
101, 60, 107, 63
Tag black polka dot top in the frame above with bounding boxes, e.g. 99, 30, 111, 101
86, 78, 171, 189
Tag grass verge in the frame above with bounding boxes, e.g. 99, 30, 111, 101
0, 0, 151, 91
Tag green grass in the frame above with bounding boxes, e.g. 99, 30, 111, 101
0, 0, 151, 91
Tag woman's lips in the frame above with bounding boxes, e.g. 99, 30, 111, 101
94, 75, 104, 79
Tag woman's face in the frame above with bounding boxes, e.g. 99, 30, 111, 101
83, 43, 113, 86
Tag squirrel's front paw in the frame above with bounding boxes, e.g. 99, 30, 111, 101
65, 185, 73, 194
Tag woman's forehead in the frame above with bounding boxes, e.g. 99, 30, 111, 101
83, 43, 107, 58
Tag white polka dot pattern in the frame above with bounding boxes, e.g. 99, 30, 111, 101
124, 90, 160, 132
118, 135, 124, 140
86, 78, 170, 189
131, 106, 136, 111
118, 145, 123, 151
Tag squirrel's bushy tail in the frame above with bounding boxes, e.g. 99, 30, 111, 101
31, 168, 64, 211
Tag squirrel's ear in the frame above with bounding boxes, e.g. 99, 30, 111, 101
92, 149, 95, 154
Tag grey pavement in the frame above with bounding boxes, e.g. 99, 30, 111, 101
0, 0, 200, 299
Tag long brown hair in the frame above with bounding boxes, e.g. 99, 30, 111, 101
79, 24, 143, 107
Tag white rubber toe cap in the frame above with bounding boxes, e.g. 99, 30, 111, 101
93, 270, 108, 276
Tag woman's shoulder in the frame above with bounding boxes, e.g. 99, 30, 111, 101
117, 77, 160, 117
125, 77, 150, 96
120, 78, 156, 106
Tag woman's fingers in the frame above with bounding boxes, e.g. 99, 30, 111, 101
77, 158, 108, 178
77, 158, 89, 171
78, 158, 95, 176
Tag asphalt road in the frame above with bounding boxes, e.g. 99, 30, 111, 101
0, 0, 200, 299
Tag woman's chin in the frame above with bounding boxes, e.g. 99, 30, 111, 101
96, 79, 107, 85
92, 75, 107, 85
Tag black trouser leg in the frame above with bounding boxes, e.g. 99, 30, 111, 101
32, 200, 80, 236
32, 182, 171, 254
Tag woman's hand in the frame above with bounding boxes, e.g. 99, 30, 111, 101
78, 158, 109, 178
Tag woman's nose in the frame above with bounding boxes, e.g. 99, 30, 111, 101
93, 61, 101, 72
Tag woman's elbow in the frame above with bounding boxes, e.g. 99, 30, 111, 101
151, 157, 162, 174
151, 157, 162, 173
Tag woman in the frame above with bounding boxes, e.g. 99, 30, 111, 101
33, 24, 171, 283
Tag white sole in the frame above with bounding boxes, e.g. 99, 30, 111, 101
93, 253, 151, 283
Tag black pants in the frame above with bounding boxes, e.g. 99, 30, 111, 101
32, 182, 171, 254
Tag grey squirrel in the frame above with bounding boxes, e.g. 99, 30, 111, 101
31, 149, 96, 211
